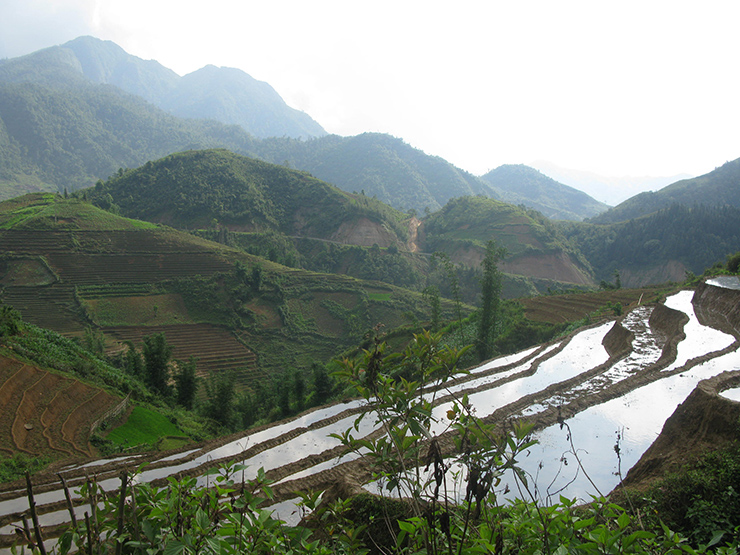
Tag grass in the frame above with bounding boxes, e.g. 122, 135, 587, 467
106, 406, 186, 449
84, 294, 193, 326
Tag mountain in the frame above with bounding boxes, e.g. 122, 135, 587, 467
562, 203, 740, 286
480, 164, 608, 221
253, 133, 498, 214
0, 80, 260, 199
589, 158, 740, 224
0, 192, 439, 378
530, 160, 692, 206
0, 36, 326, 140
87, 148, 409, 246
421, 196, 594, 288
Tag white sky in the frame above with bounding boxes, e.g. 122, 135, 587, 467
1, 0, 740, 179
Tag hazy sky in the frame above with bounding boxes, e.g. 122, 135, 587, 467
2, 0, 739, 179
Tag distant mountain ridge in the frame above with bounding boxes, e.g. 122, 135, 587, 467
0, 36, 326, 140
589, 158, 740, 224
480, 164, 608, 221
0, 36, 619, 222
530, 160, 691, 206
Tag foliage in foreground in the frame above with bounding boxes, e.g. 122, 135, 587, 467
16, 332, 738, 555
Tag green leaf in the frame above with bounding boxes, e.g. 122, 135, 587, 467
162, 540, 186, 555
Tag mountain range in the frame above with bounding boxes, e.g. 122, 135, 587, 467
0, 36, 606, 220
0, 36, 739, 290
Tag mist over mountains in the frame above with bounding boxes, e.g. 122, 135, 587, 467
530, 160, 693, 206
0, 35, 739, 290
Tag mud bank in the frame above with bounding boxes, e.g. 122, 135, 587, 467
619, 370, 740, 491
693, 279, 740, 337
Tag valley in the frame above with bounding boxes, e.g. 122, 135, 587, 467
0, 33, 740, 552
0, 277, 737, 548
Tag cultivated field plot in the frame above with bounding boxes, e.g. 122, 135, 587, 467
103, 324, 262, 390
0, 356, 121, 457
520, 288, 664, 323
0, 285, 85, 333
0, 283, 738, 544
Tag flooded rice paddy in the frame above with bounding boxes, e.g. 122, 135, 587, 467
2, 286, 739, 541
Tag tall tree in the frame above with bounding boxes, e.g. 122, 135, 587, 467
204, 372, 236, 428
312, 362, 332, 406
477, 240, 507, 362
174, 357, 199, 410
141, 333, 172, 397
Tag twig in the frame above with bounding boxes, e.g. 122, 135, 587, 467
25, 471, 47, 555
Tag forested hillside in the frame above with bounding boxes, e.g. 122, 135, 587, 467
0, 36, 326, 139
481, 164, 608, 220
88, 149, 410, 244
0, 81, 260, 199
421, 196, 594, 287
254, 133, 496, 214
563, 203, 740, 286
591, 157, 740, 223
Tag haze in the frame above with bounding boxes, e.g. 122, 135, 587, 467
2, 0, 739, 185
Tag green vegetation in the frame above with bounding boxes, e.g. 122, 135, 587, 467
591, 157, 740, 224
104, 406, 186, 449
0, 79, 260, 199
0, 453, 49, 483
32, 333, 740, 555
87, 149, 410, 243
481, 163, 608, 221
476, 239, 506, 361
565, 204, 740, 282
254, 132, 495, 214
634, 441, 740, 547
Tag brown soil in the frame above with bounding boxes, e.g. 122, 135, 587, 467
0, 355, 121, 457
502, 251, 593, 285
329, 217, 397, 248
618, 371, 740, 493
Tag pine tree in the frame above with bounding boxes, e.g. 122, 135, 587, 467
477, 240, 506, 362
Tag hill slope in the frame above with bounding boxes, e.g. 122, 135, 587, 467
563, 203, 740, 287
254, 133, 497, 215
481, 164, 608, 221
87, 149, 410, 246
0, 80, 260, 199
0, 193, 440, 380
591, 157, 740, 224
421, 196, 594, 287
0, 36, 326, 140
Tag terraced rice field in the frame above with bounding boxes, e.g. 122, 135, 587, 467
1, 281, 738, 545
0, 357, 122, 458
103, 324, 262, 390
1, 285, 84, 333
520, 288, 663, 323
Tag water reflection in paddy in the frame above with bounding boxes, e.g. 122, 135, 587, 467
514, 347, 740, 503
721, 387, 740, 402
662, 290, 734, 372
430, 323, 611, 434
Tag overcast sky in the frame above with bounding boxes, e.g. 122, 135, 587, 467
2, 0, 739, 180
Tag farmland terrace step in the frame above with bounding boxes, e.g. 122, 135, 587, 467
11, 372, 68, 454
45, 253, 233, 284
103, 324, 259, 378
1, 285, 85, 332
0, 231, 219, 255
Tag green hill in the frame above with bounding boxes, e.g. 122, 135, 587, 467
590, 157, 740, 224
0, 36, 326, 140
0, 193, 442, 379
481, 164, 608, 221
421, 196, 594, 288
0, 81, 260, 200
563, 203, 740, 287
254, 133, 497, 214
86, 149, 410, 244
